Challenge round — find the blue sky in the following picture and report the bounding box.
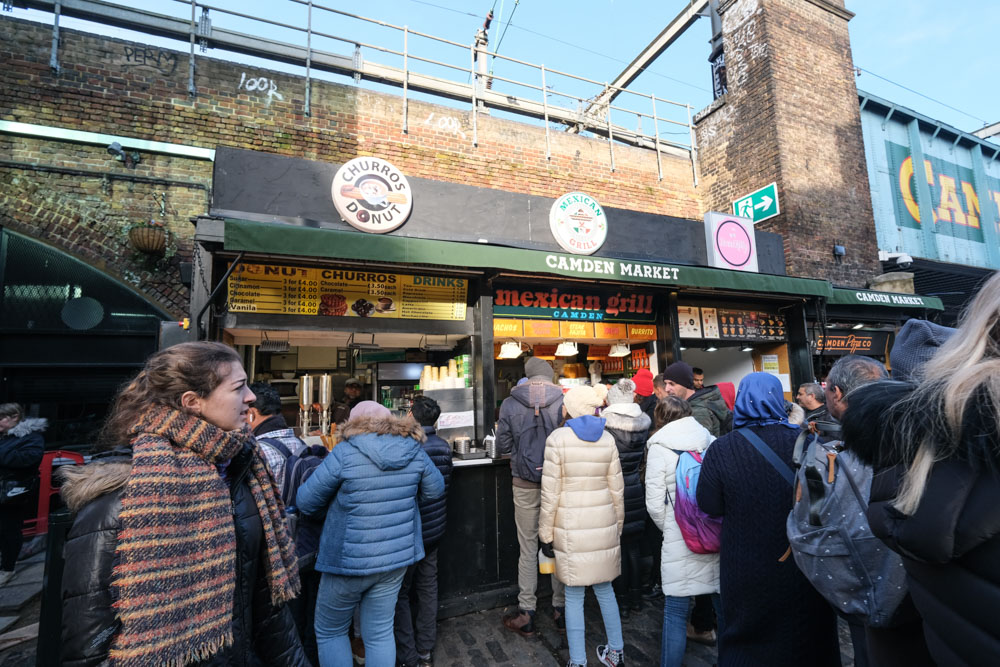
[7,0,997,135]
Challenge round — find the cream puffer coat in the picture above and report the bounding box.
[645,416,720,597]
[539,416,625,587]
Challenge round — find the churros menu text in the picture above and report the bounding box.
[227,263,467,321]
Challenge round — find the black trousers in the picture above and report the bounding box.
[394,546,440,665]
[614,533,643,608]
[0,501,27,572]
[288,562,321,665]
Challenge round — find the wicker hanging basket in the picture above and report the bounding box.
[128,225,167,255]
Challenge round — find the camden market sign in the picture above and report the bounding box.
[493,284,655,323]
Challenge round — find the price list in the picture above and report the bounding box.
[227,263,467,321]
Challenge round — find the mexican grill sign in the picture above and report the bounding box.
[332,157,413,234]
[549,192,607,255]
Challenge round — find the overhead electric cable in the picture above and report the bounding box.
[856,67,988,126]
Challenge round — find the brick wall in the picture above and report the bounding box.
[1,18,700,314]
[695,0,880,286]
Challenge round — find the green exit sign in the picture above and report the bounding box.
[733,182,780,222]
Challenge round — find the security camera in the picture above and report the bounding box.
[895,254,913,270]
[106,142,124,158]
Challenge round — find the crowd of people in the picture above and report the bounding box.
[0,275,993,666]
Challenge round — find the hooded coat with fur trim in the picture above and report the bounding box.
[59,450,307,667]
[539,416,625,587]
[297,414,445,576]
[645,416,720,597]
[602,403,650,538]
[0,417,45,481]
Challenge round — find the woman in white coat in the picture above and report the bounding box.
[645,396,721,667]
[539,385,626,667]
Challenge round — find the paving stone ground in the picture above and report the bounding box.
[433,593,856,666]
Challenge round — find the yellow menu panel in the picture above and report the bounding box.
[494,319,524,337]
[559,321,595,338]
[227,264,467,321]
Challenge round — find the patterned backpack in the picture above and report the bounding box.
[785,428,908,627]
[668,449,722,554]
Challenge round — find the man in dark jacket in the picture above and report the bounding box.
[497,356,565,636]
[0,403,45,585]
[662,362,732,437]
[795,382,830,424]
[395,396,453,667]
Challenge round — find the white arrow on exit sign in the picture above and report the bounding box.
[732,182,780,222]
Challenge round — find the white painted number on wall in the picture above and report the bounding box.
[238,72,284,101]
[424,113,467,139]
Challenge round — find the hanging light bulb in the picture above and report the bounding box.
[498,341,524,359]
[554,340,578,357]
[608,342,631,358]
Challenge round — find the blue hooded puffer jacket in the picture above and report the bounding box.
[297,414,445,576]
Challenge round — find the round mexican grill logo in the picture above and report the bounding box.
[332,157,413,234]
[549,192,607,255]
[715,219,753,267]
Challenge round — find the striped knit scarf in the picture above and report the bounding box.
[109,406,300,667]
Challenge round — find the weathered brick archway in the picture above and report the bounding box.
[0,172,189,317]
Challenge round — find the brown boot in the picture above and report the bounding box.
[502,609,536,637]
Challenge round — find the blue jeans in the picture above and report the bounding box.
[315,568,407,667]
[564,581,623,666]
[661,594,723,667]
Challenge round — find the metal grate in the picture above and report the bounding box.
[1,230,167,333]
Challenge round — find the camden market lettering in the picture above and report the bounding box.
[543,255,681,282]
[854,292,926,306]
[494,285,655,323]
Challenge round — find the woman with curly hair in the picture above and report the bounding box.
[60,341,306,666]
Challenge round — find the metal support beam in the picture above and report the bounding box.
[48,0,61,73]
[907,119,939,260]
[971,144,1000,268]
[580,0,708,115]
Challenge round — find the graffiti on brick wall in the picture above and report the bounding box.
[238,72,284,101]
[424,112,467,140]
[697,103,735,143]
[120,46,179,76]
[723,0,767,90]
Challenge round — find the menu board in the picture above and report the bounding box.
[701,307,720,339]
[717,309,786,341]
[227,263,467,321]
[677,306,703,338]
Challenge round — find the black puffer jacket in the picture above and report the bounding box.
[60,447,307,667]
[845,382,1000,666]
[417,425,453,549]
[602,403,651,537]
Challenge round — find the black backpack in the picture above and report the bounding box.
[281,445,329,565]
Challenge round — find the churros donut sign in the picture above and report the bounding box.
[332,157,413,233]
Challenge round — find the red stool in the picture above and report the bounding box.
[23,450,85,537]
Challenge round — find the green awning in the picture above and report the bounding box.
[829,287,943,311]
[223,219,833,297]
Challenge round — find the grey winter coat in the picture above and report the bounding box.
[496,380,565,484]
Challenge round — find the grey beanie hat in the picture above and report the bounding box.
[607,378,636,405]
[524,356,554,381]
[890,319,956,383]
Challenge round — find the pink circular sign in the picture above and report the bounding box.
[715,220,753,267]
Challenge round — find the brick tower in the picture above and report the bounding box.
[695,0,880,286]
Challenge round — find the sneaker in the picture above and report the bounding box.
[502,608,536,637]
[686,622,716,646]
[596,644,625,666]
[566,661,586,667]
[417,653,433,667]
[0,571,13,586]
[553,605,565,632]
